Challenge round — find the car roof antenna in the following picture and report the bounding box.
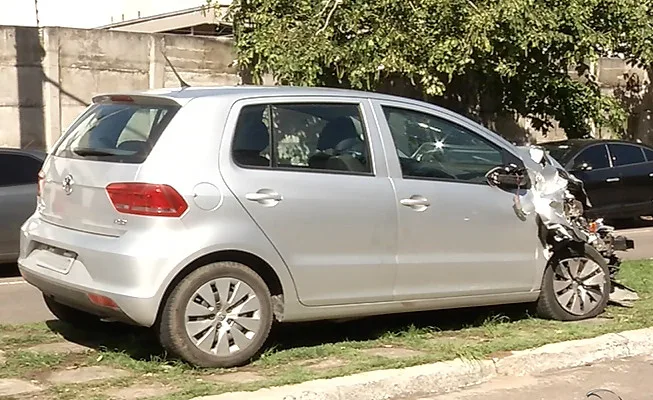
[161,51,191,89]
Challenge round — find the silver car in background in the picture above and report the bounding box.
[18,86,610,368]
[0,148,45,263]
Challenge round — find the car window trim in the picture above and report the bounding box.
[642,146,653,162]
[228,98,377,178]
[606,143,649,168]
[374,102,514,186]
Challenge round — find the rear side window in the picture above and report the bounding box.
[0,154,42,187]
[644,147,653,162]
[52,102,179,163]
[232,103,372,175]
[608,143,645,167]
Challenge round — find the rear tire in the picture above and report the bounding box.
[536,243,610,321]
[43,294,103,327]
[157,262,273,368]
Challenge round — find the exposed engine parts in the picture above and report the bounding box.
[488,145,639,308]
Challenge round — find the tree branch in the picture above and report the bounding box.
[317,0,341,34]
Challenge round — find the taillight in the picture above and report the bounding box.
[37,170,45,198]
[106,183,188,217]
[87,293,119,310]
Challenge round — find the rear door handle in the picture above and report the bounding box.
[245,190,283,205]
[400,195,430,210]
[606,177,620,183]
[649,173,653,177]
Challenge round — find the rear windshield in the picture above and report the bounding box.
[52,102,180,163]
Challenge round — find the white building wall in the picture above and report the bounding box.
[0,0,230,29]
[110,0,207,24]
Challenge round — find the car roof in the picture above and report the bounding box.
[0,147,47,160]
[541,138,650,149]
[125,85,413,102]
[539,138,653,164]
[94,85,458,115]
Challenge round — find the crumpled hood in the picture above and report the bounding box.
[513,145,589,243]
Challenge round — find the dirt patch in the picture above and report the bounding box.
[567,317,613,325]
[296,358,346,372]
[207,371,265,384]
[26,341,94,355]
[46,366,130,385]
[105,382,176,400]
[360,347,425,359]
[0,378,43,396]
[489,350,514,360]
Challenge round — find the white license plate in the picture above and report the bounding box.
[33,245,77,274]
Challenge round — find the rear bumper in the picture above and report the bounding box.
[19,267,140,325]
[17,215,187,327]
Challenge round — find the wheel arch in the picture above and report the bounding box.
[155,250,287,325]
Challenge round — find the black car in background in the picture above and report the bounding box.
[541,139,653,221]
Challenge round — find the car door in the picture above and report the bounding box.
[567,144,624,216]
[373,101,541,300]
[219,97,398,307]
[0,153,42,260]
[606,143,650,214]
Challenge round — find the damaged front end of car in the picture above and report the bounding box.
[488,146,638,308]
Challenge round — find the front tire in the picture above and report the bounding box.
[536,243,610,321]
[157,262,273,368]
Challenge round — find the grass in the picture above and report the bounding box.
[1,260,652,400]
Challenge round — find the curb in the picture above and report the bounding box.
[191,327,653,400]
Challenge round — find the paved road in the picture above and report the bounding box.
[405,356,653,400]
[0,266,54,324]
[612,226,653,261]
[1,225,652,325]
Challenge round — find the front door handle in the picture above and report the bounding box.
[245,190,283,206]
[400,195,430,211]
[606,177,620,183]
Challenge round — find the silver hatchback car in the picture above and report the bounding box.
[19,86,609,368]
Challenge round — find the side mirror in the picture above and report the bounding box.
[486,165,531,190]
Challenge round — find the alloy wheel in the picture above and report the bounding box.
[184,277,262,356]
[552,257,607,316]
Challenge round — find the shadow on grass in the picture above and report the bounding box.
[44,302,533,363]
[45,319,164,361]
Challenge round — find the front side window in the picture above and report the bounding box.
[608,143,645,167]
[381,106,504,183]
[0,154,42,187]
[231,103,372,174]
[573,145,610,170]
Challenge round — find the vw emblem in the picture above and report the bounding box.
[62,174,74,195]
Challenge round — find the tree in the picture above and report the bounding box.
[218,0,653,139]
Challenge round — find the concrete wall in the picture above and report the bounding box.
[534,58,652,144]
[0,25,238,150]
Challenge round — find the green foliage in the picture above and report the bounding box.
[218,0,653,138]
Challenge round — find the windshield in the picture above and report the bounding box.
[52,102,180,163]
[540,143,577,164]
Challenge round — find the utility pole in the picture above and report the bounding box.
[34,0,40,27]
